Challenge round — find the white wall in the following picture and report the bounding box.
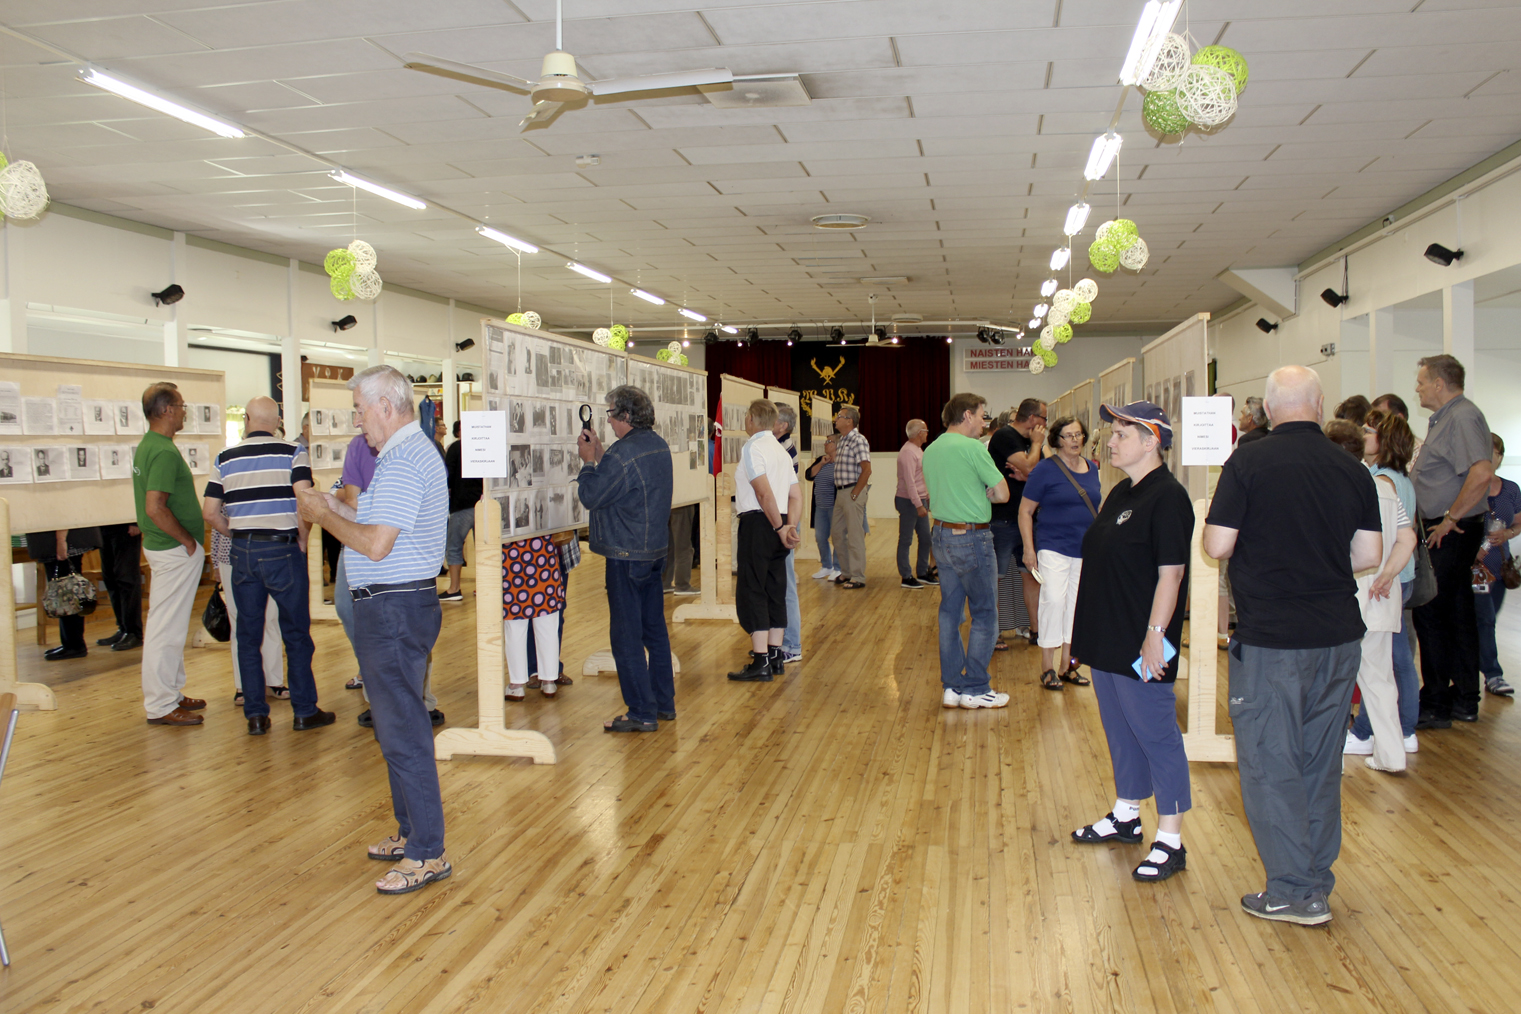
[951,334,1150,414]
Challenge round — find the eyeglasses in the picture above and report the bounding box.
[1362,425,1377,435]
[1060,431,1084,440]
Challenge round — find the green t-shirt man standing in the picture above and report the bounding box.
[134,431,205,551]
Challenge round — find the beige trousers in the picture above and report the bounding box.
[831,491,868,583]
[1356,631,1406,772]
[141,544,205,719]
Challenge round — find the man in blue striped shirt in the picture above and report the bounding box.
[203,396,331,736]
[297,365,451,896]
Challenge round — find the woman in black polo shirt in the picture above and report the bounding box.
[1067,403,1195,882]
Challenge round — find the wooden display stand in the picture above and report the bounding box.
[0,499,57,711]
[1182,500,1233,763]
[434,497,557,763]
[672,472,739,625]
[306,522,337,622]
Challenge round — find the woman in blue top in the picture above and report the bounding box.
[1019,416,1103,690]
[1478,433,1519,697]
[805,434,840,578]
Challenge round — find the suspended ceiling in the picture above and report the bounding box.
[3,0,1521,335]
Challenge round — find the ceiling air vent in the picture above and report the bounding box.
[701,74,811,108]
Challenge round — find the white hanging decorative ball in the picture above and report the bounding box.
[1048,307,1070,327]
[1176,64,1238,128]
[347,239,377,272]
[593,327,612,346]
[0,159,50,220]
[1040,324,1055,343]
[1036,334,1056,351]
[521,311,542,329]
[1052,289,1078,313]
[1119,237,1151,271]
[1141,34,1192,92]
[1074,278,1099,303]
[667,341,682,354]
[350,269,383,300]
[1029,357,1046,375]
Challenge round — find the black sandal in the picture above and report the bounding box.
[992,639,1011,652]
[1059,664,1090,686]
[604,714,658,733]
[1071,813,1143,844]
[1132,841,1187,881]
[1041,669,1064,691]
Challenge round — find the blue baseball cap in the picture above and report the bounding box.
[1100,401,1173,449]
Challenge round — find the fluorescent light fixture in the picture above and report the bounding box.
[475,225,538,253]
[566,261,611,283]
[630,288,666,305]
[1119,1,1183,86]
[1063,202,1091,236]
[719,324,738,334]
[1084,132,1123,181]
[678,308,707,322]
[1034,304,1050,318]
[1050,247,1071,271]
[330,170,427,210]
[79,66,246,138]
[1029,318,1042,329]
[1040,278,1058,297]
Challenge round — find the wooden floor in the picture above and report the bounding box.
[3,530,1520,1014]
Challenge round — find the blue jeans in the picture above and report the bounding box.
[783,548,801,655]
[606,558,675,723]
[990,519,1021,579]
[931,527,998,695]
[229,539,318,719]
[1352,583,1419,739]
[895,496,931,579]
[1476,579,1505,681]
[814,500,836,569]
[354,587,445,861]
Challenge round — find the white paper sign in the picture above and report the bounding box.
[1180,396,1234,466]
[461,410,508,478]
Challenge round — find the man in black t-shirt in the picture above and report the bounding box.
[441,420,483,602]
[1204,366,1383,927]
[987,398,1046,641]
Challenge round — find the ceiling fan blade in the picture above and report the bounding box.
[519,100,565,129]
[587,67,733,96]
[402,53,534,93]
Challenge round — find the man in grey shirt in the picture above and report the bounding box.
[1409,354,1495,727]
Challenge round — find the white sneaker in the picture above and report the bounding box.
[1404,733,1419,754]
[959,690,1010,709]
[540,679,557,697]
[828,569,842,580]
[674,588,700,596]
[782,651,802,664]
[942,688,961,708]
[505,683,526,700]
[1343,731,1374,755]
[812,568,832,579]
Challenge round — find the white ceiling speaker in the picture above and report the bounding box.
[403,2,735,130]
[812,214,870,230]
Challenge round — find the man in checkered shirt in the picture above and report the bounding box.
[830,404,872,588]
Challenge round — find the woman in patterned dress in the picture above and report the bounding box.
[503,535,564,699]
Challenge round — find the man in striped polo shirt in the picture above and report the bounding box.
[202,396,332,736]
[297,365,452,895]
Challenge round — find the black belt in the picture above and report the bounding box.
[351,578,437,600]
[232,532,299,543]
[835,484,855,490]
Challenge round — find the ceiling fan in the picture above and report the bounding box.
[403,0,734,129]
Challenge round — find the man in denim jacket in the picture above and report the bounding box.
[577,384,676,732]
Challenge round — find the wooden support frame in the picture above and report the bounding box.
[306,522,338,621]
[672,471,739,624]
[433,497,556,763]
[1182,499,1234,763]
[0,499,58,711]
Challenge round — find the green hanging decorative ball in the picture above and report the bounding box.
[610,324,630,342]
[1096,218,1139,245]
[608,333,626,350]
[656,349,673,362]
[678,354,689,366]
[1143,89,1189,135]
[1068,301,1091,325]
[1040,348,1059,366]
[1088,239,1120,274]
[330,272,354,301]
[1054,323,1074,343]
[1193,45,1248,94]
[324,248,356,276]
[507,312,524,325]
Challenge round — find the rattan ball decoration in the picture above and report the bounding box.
[1141,34,1192,92]
[1193,45,1249,94]
[1053,323,1074,344]
[667,341,683,355]
[610,324,630,342]
[350,269,383,301]
[656,349,673,362]
[1048,307,1070,327]
[1040,324,1055,344]
[1096,219,1138,245]
[678,354,689,366]
[607,332,626,350]
[593,327,612,346]
[1036,333,1056,351]
[1088,239,1121,274]
[1039,348,1059,366]
[1052,288,1078,313]
[1119,237,1150,271]
[1028,357,1045,375]
[1176,64,1238,128]
[1074,278,1099,303]
[507,313,524,324]
[325,248,356,276]
[330,272,354,301]
[1143,89,1190,136]
[1068,301,1092,325]
[521,311,542,329]
[0,158,49,220]
[347,239,377,272]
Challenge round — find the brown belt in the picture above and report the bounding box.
[934,521,989,531]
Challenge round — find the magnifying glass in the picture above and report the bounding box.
[579,404,593,432]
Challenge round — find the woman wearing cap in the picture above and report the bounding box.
[1068,402,1195,882]
[1018,415,1101,690]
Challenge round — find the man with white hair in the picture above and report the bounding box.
[297,365,451,896]
[896,418,935,589]
[1204,365,1383,927]
[1237,396,1269,446]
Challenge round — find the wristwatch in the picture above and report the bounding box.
[1146,624,1167,635]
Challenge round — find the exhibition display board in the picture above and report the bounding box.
[1141,314,1211,505]
[718,373,765,470]
[766,384,806,557]
[1096,357,1140,494]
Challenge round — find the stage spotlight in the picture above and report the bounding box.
[1256,318,1279,333]
[747,327,760,340]
[1424,243,1464,267]
[1320,289,1347,308]
[331,315,357,331]
[788,328,803,341]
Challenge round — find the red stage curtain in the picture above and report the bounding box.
[702,341,794,420]
[855,338,951,450]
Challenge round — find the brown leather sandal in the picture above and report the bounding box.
[1059,664,1090,686]
[1040,669,1064,691]
[367,834,407,861]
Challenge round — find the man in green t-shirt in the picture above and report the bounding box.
[133,381,209,727]
[922,392,1010,711]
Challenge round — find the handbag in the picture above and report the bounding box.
[1051,456,1100,519]
[202,585,231,642]
[42,572,97,618]
[1503,556,1521,591]
[1472,560,1497,593]
[1407,530,1438,609]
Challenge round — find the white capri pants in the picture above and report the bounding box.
[505,612,562,686]
[1035,550,1082,650]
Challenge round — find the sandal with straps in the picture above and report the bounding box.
[1040,668,1064,691]
[1071,812,1143,844]
[1132,841,1187,881]
[367,834,407,861]
[1059,664,1090,686]
[376,853,452,895]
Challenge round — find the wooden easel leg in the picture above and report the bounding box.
[0,499,58,711]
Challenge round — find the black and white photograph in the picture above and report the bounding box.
[547,486,568,529]
[330,442,346,467]
[547,447,564,475]
[33,446,67,482]
[311,407,329,435]
[570,494,582,525]
[67,445,100,481]
[513,492,530,532]
[564,446,580,481]
[200,404,216,430]
[547,402,558,437]
[509,400,526,434]
[509,444,532,488]
[532,487,547,531]
[100,444,132,480]
[311,442,327,466]
[530,400,548,437]
[0,446,31,483]
[531,446,546,478]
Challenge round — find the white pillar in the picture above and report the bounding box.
[163,231,188,367]
[0,221,28,353]
[282,259,302,439]
[368,293,383,367]
[443,298,458,432]
[1444,280,1475,364]
[1369,306,1395,398]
